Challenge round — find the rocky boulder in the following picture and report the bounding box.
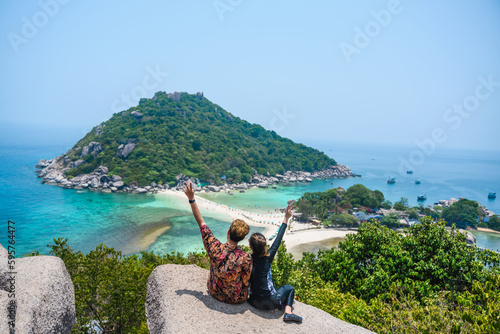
[100,175,111,184]
[93,166,108,175]
[111,175,122,182]
[81,142,103,157]
[167,91,181,102]
[207,185,220,192]
[95,124,105,135]
[117,141,137,158]
[0,244,75,333]
[146,264,373,334]
[131,111,144,119]
[35,159,50,168]
[113,181,125,189]
[134,188,148,194]
[90,177,100,188]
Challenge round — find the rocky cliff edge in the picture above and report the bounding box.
[146,264,373,334]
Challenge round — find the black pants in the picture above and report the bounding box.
[248,285,295,311]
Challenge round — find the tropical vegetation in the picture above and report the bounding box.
[63,92,336,186]
[295,184,499,231]
[33,216,500,333]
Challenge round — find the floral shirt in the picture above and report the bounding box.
[200,224,252,304]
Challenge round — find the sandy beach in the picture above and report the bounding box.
[120,223,172,255]
[155,189,355,252]
[477,227,500,235]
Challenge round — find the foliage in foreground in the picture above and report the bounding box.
[277,217,500,333]
[42,238,209,334]
[35,217,500,333]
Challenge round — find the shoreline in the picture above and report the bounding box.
[154,189,355,250]
[120,223,172,255]
[476,227,500,235]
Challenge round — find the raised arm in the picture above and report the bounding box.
[184,182,206,228]
[268,203,293,261]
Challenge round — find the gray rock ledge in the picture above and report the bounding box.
[146,264,373,334]
[0,244,75,333]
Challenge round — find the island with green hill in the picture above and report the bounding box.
[35,91,355,193]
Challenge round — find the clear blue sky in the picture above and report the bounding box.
[1,0,499,151]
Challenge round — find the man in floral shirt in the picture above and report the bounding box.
[184,182,252,304]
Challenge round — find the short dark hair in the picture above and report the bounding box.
[229,219,249,242]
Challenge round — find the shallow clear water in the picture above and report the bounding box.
[1,142,499,256]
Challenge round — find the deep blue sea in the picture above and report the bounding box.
[1,142,499,256]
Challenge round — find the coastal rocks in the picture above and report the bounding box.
[68,159,85,169]
[134,188,148,194]
[94,166,108,175]
[197,165,355,194]
[146,264,373,334]
[207,185,220,192]
[112,175,122,182]
[36,153,356,196]
[459,229,477,245]
[0,244,75,333]
[113,180,125,189]
[90,177,100,188]
[35,159,50,168]
[81,142,103,157]
[100,175,111,184]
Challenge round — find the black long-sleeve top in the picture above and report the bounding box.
[249,223,287,300]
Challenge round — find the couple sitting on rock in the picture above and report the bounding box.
[184,182,302,323]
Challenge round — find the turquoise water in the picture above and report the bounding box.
[201,143,500,214]
[0,145,255,256]
[1,143,499,255]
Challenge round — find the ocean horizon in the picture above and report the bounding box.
[1,141,499,256]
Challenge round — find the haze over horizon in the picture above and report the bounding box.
[1,1,499,152]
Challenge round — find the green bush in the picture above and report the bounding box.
[34,219,500,334]
[43,238,209,334]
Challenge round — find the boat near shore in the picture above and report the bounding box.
[489,192,496,199]
[415,179,421,184]
[387,177,396,184]
[417,194,427,201]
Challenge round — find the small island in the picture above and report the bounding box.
[35,91,357,193]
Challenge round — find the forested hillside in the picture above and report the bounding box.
[63,92,336,186]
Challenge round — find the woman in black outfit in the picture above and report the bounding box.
[248,204,302,322]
